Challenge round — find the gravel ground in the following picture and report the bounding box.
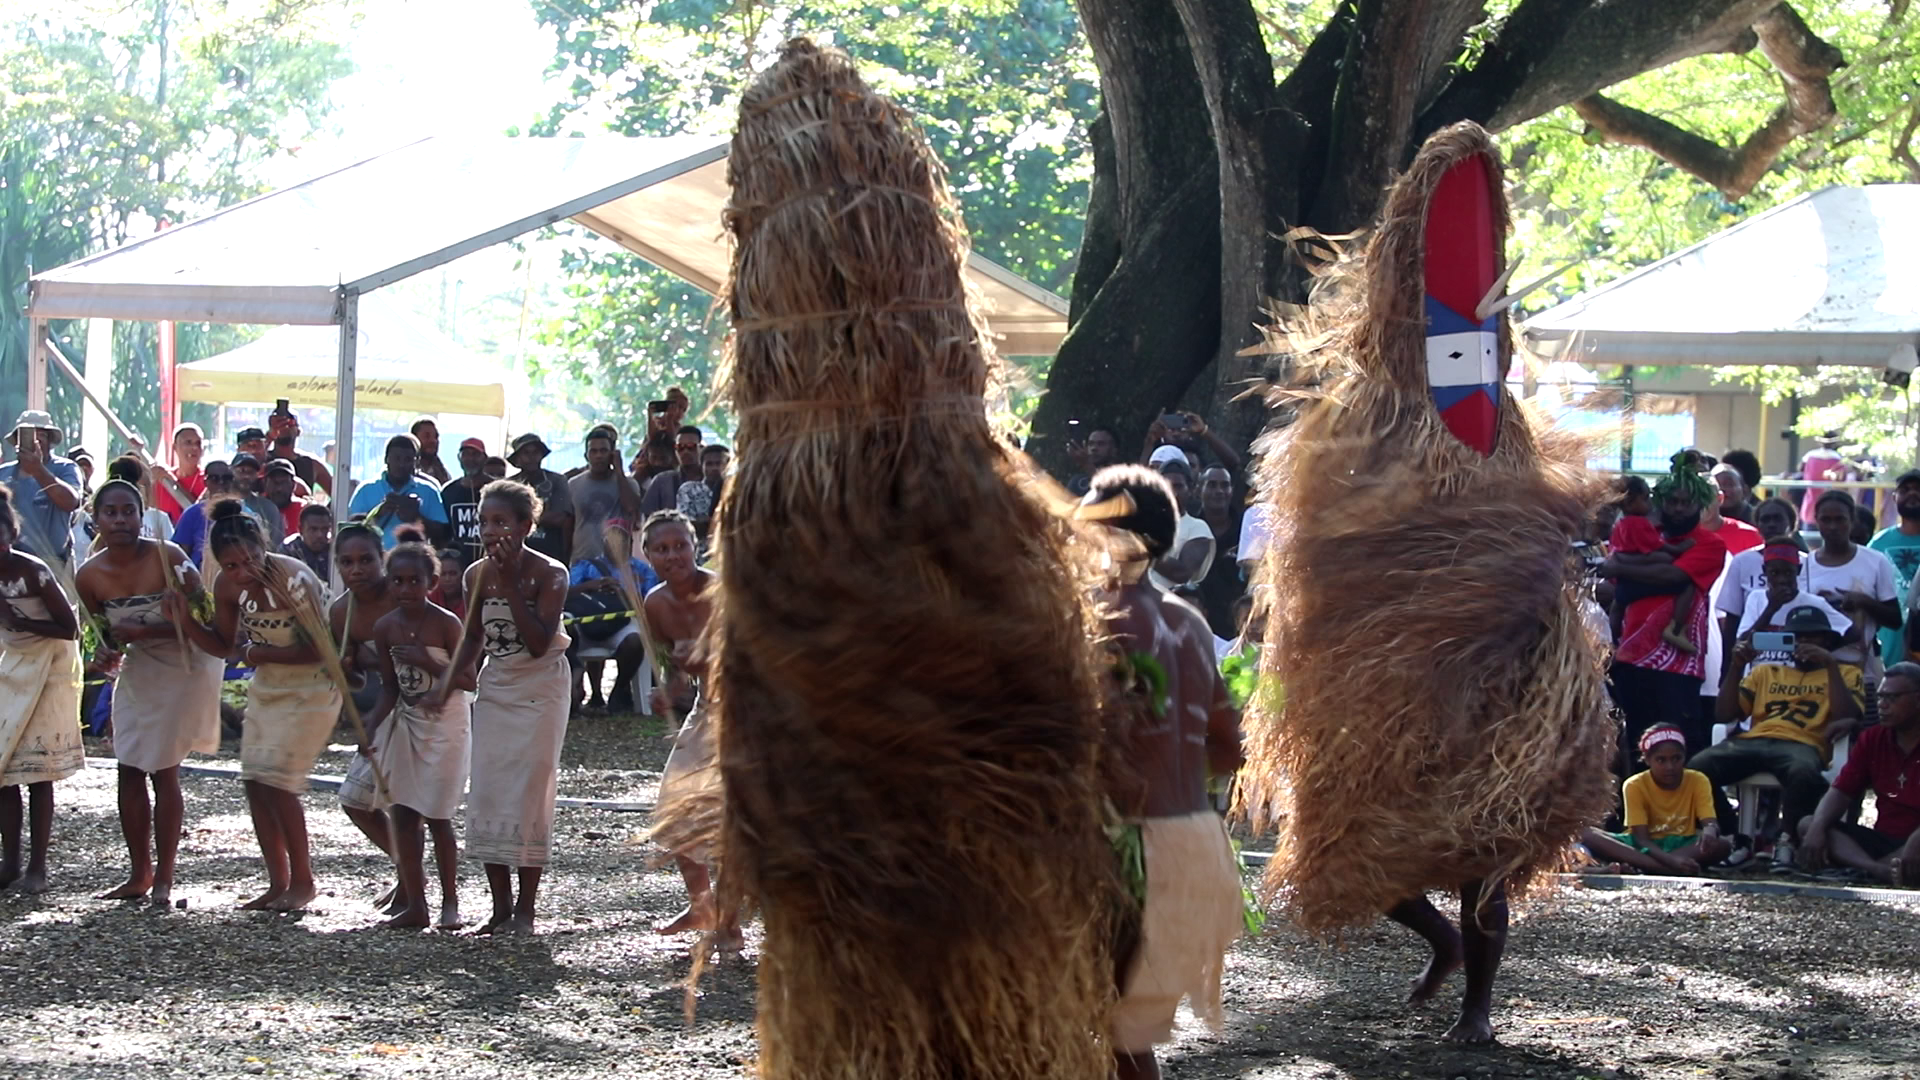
[4,715,1918,1080]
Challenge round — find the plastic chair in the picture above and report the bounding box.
[1710,722,1850,837]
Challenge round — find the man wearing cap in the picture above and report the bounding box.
[1699,604,1864,837]
[1734,540,1850,645]
[267,411,332,497]
[346,434,449,548]
[439,437,492,567]
[410,418,451,486]
[152,422,208,521]
[229,454,287,545]
[262,458,309,540]
[507,432,575,564]
[0,410,82,563]
[1798,660,1920,885]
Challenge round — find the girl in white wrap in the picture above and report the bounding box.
[77,480,222,905]
[366,538,473,930]
[431,480,569,935]
[0,484,83,894]
[173,500,341,912]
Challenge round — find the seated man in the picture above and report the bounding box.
[1798,661,1920,885]
[1582,724,1729,875]
[1695,605,1864,840]
[564,522,659,715]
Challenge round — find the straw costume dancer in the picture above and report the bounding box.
[76,480,223,904]
[432,479,569,935]
[0,485,84,894]
[666,38,1117,1078]
[172,501,342,912]
[1240,123,1612,1043]
[367,539,473,930]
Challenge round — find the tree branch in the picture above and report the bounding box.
[1310,0,1435,232]
[1892,103,1920,182]
[1572,4,1845,198]
[1418,0,1780,137]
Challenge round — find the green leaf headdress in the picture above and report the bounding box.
[1650,450,1717,510]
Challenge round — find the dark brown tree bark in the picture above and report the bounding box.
[1032,0,1844,471]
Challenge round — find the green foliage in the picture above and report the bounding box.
[527,0,1097,435]
[1506,0,1920,311]
[0,0,353,444]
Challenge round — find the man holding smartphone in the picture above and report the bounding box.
[0,411,82,563]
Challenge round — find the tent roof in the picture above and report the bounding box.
[28,135,1070,356]
[1522,184,1920,367]
[176,294,508,417]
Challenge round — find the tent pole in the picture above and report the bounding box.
[27,317,47,411]
[335,291,359,499]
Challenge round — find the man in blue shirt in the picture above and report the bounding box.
[565,522,659,715]
[0,410,83,564]
[346,434,448,548]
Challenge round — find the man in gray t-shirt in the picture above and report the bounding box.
[567,427,643,563]
[0,410,83,563]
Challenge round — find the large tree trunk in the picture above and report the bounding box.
[1034,0,1842,473]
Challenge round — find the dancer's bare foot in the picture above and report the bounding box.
[1408,936,1463,1005]
[149,880,172,908]
[1443,1011,1496,1045]
[380,907,430,930]
[470,912,511,936]
[655,899,712,935]
[268,880,317,913]
[15,868,48,895]
[97,876,153,901]
[241,886,285,911]
[436,904,463,931]
[505,914,536,935]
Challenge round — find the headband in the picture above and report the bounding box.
[1638,725,1687,755]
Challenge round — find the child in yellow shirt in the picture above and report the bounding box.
[1582,726,1729,874]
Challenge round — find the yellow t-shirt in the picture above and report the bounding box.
[1737,661,1865,756]
[1622,769,1716,841]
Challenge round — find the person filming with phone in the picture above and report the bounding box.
[1138,408,1242,474]
[0,410,82,563]
[1695,602,1864,840]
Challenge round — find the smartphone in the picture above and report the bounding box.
[1160,412,1187,431]
[272,398,292,419]
[1752,631,1796,653]
[648,399,671,416]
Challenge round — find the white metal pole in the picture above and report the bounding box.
[334,291,359,503]
[27,317,47,411]
[82,318,113,456]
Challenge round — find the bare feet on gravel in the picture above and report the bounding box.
[15,868,49,895]
[436,905,463,931]
[380,907,430,930]
[505,914,536,935]
[1408,937,1463,1005]
[241,886,285,911]
[97,876,153,901]
[149,881,172,908]
[470,912,511,936]
[1443,1012,1496,1045]
[656,899,712,935]
[268,881,318,913]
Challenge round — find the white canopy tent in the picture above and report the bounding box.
[1522,184,1920,369]
[26,135,1072,472]
[176,293,509,417]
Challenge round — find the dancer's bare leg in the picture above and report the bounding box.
[427,818,461,928]
[656,855,713,934]
[16,782,53,894]
[1445,879,1507,1045]
[150,768,185,906]
[0,785,20,888]
[380,805,430,929]
[240,781,289,909]
[1388,893,1464,1006]
[509,867,541,933]
[100,765,154,899]
[474,863,513,934]
[343,805,402,910]
[265,788,317,912]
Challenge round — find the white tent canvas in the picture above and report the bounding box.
[176,298,508,417]
[1523,184,1920,368]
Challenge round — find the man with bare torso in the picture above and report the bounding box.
[1083,465,1244,1080]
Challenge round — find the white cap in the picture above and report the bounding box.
[1148,444,1187,468]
